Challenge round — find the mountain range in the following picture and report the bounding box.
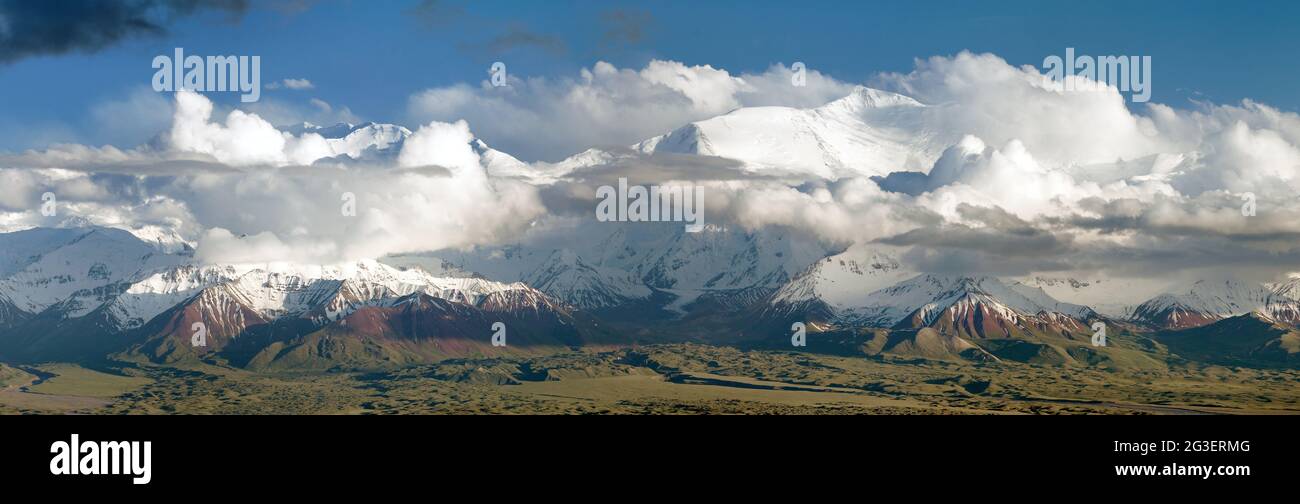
[2,87,1299,370]
[4,220,1296,370]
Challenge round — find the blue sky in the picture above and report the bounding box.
[1,0,1297,151]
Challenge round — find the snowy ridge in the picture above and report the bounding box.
[625,225,828,291]
[1015,276,1166,319]
[0,227,90,277]
[0,227,186,317]
[0,225,565,336]
[770,269,1096,330]
[921,293,1021,327]
[101,264,241,329]
[177,261,547,328]
[1131,277,1300,329]
[763,247,1103,331]
[1002,280,1103,320]
[470,139,538,180]
[523,249,653,309]
[768,245,912,313]
[850,275,1094,327]
[0,290,26,328]
[433,224,833,311]
[287,121,411,159]
[1259,298,1300,326]
[1269,277,1300,301]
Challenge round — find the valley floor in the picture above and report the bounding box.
[2,344,1299,415]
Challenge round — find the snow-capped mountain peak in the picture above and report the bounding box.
[764,254,1092,332]
[866,275,1091,321]
[0,226,186,317]
[768,244,912,312]
[1133,275,1284,331]
[624,85,946,179]
[523,249,652,310]
[821,85,926,113]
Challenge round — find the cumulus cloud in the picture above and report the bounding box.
[167,90,294,166]
[780,51,1300,280]
[170,91,545,263]
[183,161,543,263]
[875,51,1169,166]
[161,90,362,167]
[1,91,544,264]
[717,177,912,246]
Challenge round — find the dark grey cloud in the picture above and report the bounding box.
[0,150,243,176]
[562,149,755,184]
[955,203,1033,231]
[880,202,1069,257]
[874,202,1079,275]
[408,0,464,29]
[898,247,1074,277]
[878,195,1300,278]
[1066,238,1300,280]
[879,224,1072,258]
[599,9,652,49]
[1051,194,1300,245]
[408,1,561,58]
[459,25,566,57]
[0,0,249,64]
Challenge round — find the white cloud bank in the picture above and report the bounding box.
[4,53,1300,283]
[1,90,543,264]
[408,60,855,161]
